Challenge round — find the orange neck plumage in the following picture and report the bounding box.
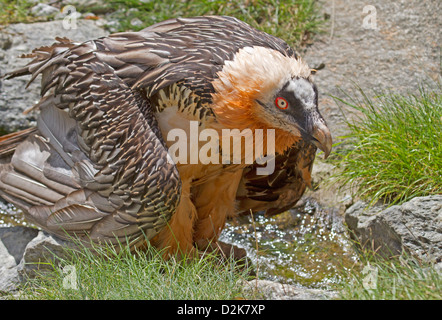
[211,88,299,156]
[209,46,311,156]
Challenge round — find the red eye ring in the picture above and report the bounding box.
[275,97,288,110]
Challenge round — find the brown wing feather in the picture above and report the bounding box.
[95,16,297,102]
[236,141,317,216]
[1,38,181,248]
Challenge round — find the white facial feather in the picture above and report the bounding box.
[286,78,316,111]
[214,46,311,102]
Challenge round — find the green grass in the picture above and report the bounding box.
[331,83,442,300]
[0,0,324,49]
[337,249,442,300]
[332,83,442,205]
[15,239,253,300]
[108,0,323,47]
[0,0,40,25]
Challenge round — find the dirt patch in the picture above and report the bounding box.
[300,0,440,216]
[304,0,440,139]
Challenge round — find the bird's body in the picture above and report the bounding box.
[0,16,331,257]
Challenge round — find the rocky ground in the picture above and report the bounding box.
[0,0,441,299]
[0,19,109,132]
[296,0,441,257]
[303,0,441,279]
[304,0,440,139]
[346,196,442,266]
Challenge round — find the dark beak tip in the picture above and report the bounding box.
[311,124,332,160]
[322,140,332,159]
[323,149,331,160]
[316,143,332,160]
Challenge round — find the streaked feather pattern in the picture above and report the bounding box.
[0,16,322,255]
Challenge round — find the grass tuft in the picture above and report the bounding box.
[100,0,323,47]
[0,0,41,25]
[16,238,253,300]
[0,1,323,49]
[331,83,442,206]
[337,247,442,300]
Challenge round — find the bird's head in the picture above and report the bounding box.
[255,76,332,158]
[211,46,332,158]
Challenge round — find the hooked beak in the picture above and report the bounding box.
[311,122,332,159]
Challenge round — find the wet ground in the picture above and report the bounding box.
[0,201,28,227]
[220,198,358,289]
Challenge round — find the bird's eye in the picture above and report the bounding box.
[275,97,288,110]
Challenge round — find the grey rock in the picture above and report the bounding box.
[345,195,442,264]
[17,231,74,278]
[30,3,59,17]
[0,227,39,292]
[0,20,108,133]
[0,240,19,292]
[61,0,108,8]
[0,227,39,265]
[0,226,73,292]
[242,280,338,300]
[130,18,143,27]
[0,264,20,293]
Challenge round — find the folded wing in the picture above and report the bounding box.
[0,38,181,249]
